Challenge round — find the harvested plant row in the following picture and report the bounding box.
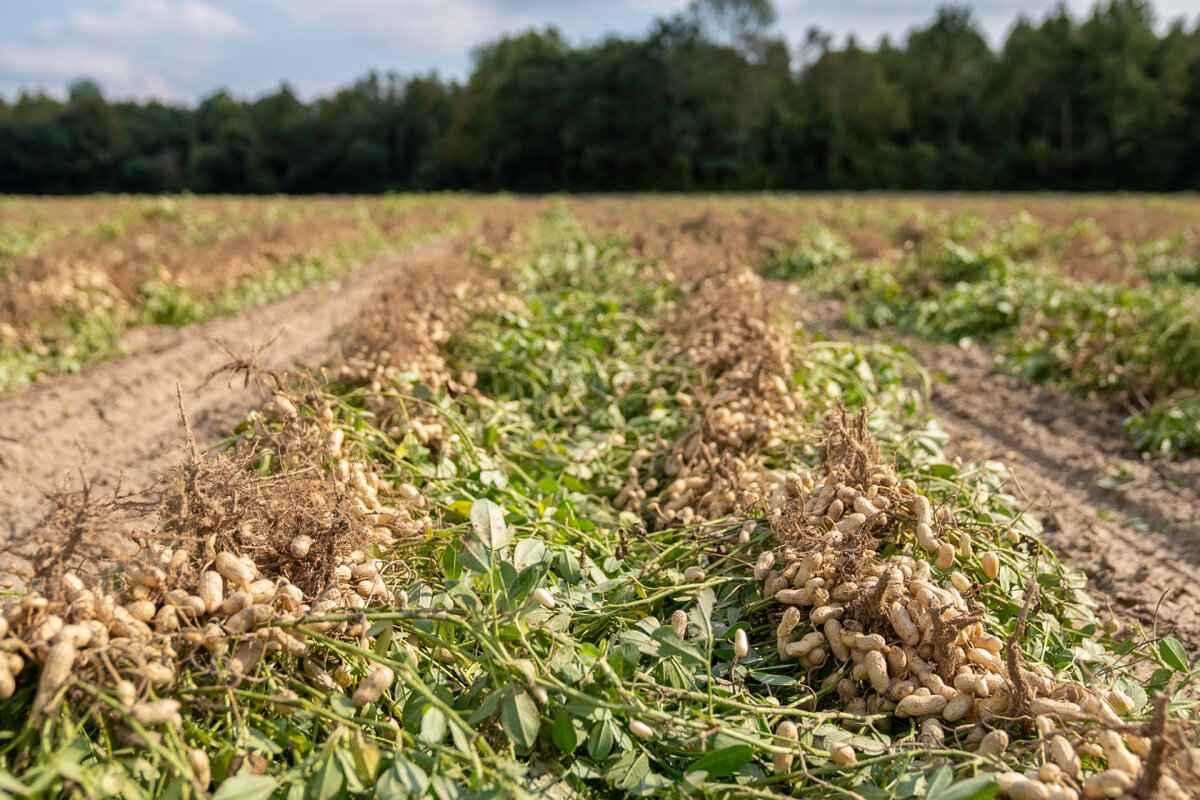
[0,207,1196,798]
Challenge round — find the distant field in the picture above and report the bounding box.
[4,193,1197,450]
[0,194,491,391]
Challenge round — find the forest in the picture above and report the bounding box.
[2,0,1199,194]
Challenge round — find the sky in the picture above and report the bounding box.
[1,0,1197,103]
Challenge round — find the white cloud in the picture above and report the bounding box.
[0,42,185,98]
[0,1,250,100]
[260,0,537,59]
[774,0,1199,49]
[0,43,133,82]
[38,0,249,41]
[3,0,1197,102]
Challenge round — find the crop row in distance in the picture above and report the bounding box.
[0,205,1194,798]
[567,194,1200,286]
[560,194,1200,454]
[0,195,510,392]
[657,196,1198,458]
[0,195,481,261]
[4,192,1196,432]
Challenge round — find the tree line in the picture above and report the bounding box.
[2,0,1199,194]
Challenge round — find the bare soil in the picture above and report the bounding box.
[924,344,1200,644]
[0,235,472,540]
[788,288,1200,649]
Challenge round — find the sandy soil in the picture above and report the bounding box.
[788,288,1200,648]
[0,235,470,540]
[924,344,1200,644]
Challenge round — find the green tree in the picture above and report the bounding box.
[1,0,1199,193]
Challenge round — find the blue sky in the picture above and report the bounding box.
[1,0,1197,102]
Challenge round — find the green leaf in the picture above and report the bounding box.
[548,647,585,684]
[924,463,959,480]
[212,776,280,800]
[160,777,187,800]
[468,690,503,725]
[440,545,462,581]
[651,627,706,666]
[925,765,954,798]
[628,772,671,797]
[1114,637,1138,656]
[0,771,27,794]
[618,629,661,658]
[513,538,546,569]
[310,751,347,800]
[932,775,1000,800]
[429,774,464,800]
[420,706,447,744]
[609,752,651,790]
[894,773,927,798]
[377,758,429,798]
[511,565,541,600]
[1159,637,1189,672]
[587,719,614,760]
[691,588,715,643]
[371,621,395,658]
[333,749,366,795]
[450,718,474,754]
[497,561,519,591]
[748,670,798,687]
[1148,667,1175,692]
[551,709,578,753]
[558,550,582,583]
[483,424,500,447]
[501,690,540,750]
[471,498,511,549]
[689,745,754,778]
[457,541,490,574]
[479,469,508,488]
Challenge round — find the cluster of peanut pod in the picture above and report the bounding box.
[259,389,434,549]
[615,265,809,525]
[758,464,1192,799]
[0,533,420,741]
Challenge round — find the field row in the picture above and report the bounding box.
[569,196,1200,457]
[765,218,1199,456]
[4,195,1199,458]
[574,194,1200,286]
[0,205,1195,798]
[0,195,494,391]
